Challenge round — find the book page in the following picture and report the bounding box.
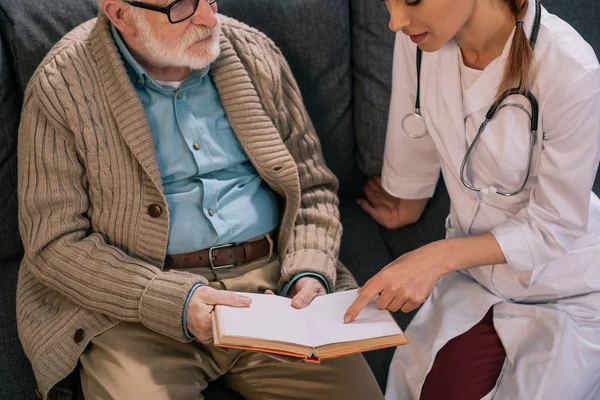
[216,292,314,347]
[306,289,403,348]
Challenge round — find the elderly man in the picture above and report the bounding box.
[16,0,384,399]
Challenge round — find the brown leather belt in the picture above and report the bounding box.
[164,237,272,270]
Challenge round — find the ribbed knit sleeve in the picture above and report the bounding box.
[273,49,342,291]
[18,92,207,343]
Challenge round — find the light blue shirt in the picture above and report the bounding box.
[111,25,329,340]
[111,24,280,255]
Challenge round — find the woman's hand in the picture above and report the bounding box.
[344,234,507,322]
[344,241,448,323]
[357,177,428,229]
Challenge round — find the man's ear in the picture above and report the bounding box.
[102,0,138,36]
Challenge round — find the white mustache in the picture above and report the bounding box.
[181,25,217,47]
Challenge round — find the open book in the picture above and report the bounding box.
[212,289,408,362]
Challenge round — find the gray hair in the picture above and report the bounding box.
[97,0,124,9]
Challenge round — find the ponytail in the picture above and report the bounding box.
[496,0,535,101]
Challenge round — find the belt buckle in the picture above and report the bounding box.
[209,243,236,269]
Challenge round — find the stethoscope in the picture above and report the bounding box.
[402,0,542,197]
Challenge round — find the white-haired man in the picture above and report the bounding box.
[16,0,383,398]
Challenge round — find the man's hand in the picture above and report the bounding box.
[288,277,327,309]
[186,286,251,343]
[357,177,428,229]
[266,277,327,309]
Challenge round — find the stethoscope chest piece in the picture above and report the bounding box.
[401,111,427,139]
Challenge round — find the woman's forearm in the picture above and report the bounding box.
[432,233,507,275]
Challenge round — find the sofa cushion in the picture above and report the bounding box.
[219,0,360,196]
[350,0,395,178]
[0,0,99,93]
[0,31,23,261]
[0,0,98,263]
[0,257,36,399]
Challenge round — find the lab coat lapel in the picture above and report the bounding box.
[437,41,465,140]
[433,41,470,175]
[461,50,507,119]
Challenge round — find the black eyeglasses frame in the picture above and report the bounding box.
[122,0,217,24]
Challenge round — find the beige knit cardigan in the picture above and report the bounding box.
[17,13,345,398]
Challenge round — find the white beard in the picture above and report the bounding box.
[131,11,222,70]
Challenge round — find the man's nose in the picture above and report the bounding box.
[190,0,218,28]
[386,2,411,32]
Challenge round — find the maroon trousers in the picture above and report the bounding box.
[420,309,506,400]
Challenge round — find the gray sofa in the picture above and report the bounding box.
[1,0,598,399]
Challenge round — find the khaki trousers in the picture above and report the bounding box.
[79,238,383,400]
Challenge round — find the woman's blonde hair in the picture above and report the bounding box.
[496,0,536,101]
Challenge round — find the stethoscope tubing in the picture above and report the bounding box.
[403,0,542,196]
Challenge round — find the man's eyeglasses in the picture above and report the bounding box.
[122,0,217,24]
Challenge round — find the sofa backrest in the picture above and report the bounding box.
[218,0,361,195]
[0,0,599,262]
[0,32,22,260]
[0,0,99,261]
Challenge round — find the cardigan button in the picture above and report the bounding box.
[73,328,85,344]
[148,204,163,218]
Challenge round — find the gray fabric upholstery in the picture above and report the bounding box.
[544,0,600,53]
[350,0,395,177]
[383,180,450,259]
[0,0,99,93]
[219,0,361,197]
[0,257,36,400]
[0,26,22,261]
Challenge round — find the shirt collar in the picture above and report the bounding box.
[110,23,210,92]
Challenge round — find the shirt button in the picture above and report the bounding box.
[137,78,143,85]
[148,204,163,218]
[73,328,85,344]
[193,142,200,150]
[208,209,215,217]
[177,92,182,99]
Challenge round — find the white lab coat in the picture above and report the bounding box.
[382,1,600,399]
